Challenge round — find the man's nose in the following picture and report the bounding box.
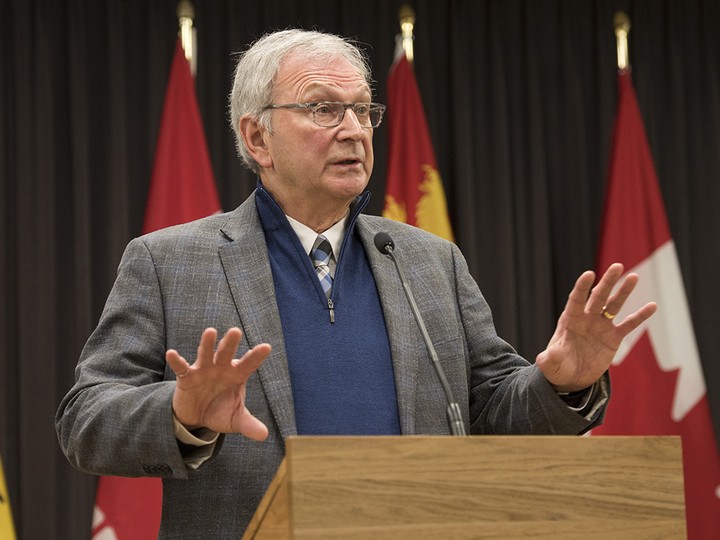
[337,107,366,139]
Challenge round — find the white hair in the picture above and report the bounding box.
[228,29,372,173]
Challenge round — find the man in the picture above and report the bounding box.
[56,29,656,538]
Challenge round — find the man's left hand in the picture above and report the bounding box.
[535,263,657,393]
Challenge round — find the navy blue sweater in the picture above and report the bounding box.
[256,187,401,435]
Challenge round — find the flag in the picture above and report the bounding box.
[0,455,16,540]
[593,69,720,538]
[142,39,221,233]
[92,38,221,540]
[383,51,454,241]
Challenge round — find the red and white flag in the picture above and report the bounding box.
[593,69,720,538]
[384,51,454,242]
[92,38,221,540]
[142,39,221,233]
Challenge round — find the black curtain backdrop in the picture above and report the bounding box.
[2,0,719,537]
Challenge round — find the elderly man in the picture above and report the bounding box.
[56,29,656,537]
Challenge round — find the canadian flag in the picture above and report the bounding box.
[92,38,220,539]
[593,69,720,537]
[141,39,221,234]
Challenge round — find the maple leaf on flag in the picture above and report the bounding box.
[593,70,720,538]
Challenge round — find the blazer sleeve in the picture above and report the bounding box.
[55,237,195,480]
[449,243,609,435]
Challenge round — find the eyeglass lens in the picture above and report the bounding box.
[313,103,383,127]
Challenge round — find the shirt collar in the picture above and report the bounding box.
[286,214,347,257]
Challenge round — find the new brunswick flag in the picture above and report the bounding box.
[384,53,453,241]
[0,455,16,539]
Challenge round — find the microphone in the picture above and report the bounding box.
[374,232,466,436]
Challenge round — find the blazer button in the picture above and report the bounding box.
[142,463,173,476]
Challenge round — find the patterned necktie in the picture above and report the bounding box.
[311,234,334,298]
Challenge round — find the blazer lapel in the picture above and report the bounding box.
[357,218,418,435]
[218,195,297,440]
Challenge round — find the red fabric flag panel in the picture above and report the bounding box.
[93,38,221,540]
[384,54,454,242]
[593,70,720,538]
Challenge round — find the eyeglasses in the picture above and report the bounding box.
[263,101,386,128]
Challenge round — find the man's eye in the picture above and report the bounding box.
[354,104,370,115]
[314,104,334,115]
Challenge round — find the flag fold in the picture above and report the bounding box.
[0,455,16,540]
[93,38,221,540]
[384,53,453,241]
[142,39,221,234]
[593,69,720,538]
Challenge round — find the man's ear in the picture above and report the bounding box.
[239,116,272,169]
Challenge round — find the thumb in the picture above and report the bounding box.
[237,407,269,441]
[534,349,565,386]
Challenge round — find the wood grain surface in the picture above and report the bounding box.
[244,436,686,539]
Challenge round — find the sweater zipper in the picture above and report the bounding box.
[322,191,369,326]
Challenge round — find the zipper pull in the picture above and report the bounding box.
[328,298,335,323]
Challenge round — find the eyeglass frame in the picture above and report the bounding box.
[262,101,386,128]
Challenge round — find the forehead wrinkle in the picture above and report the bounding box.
[273,55,370,102]
[301,80,371,102]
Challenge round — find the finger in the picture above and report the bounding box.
[563,270,596,316]
[231,343,272,380]
[195,328,218,368]
[166,349,190,379]
[602,273,639,316]
[615,302,658,337]
[586,263,624,314]
[237,408,269,441]
[213,327,243,366]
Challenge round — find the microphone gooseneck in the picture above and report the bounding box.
[374,232,466,436]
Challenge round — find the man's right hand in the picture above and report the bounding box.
[166,327,271,440]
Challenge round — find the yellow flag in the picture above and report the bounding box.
[0,455,16,539]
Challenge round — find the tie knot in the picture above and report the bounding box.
[311,235,333,267]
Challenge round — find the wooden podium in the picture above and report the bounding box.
[243,436,686,539]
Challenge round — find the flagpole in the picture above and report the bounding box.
[177,0,196,76]
[399,4,415,63]
[614,11,630,71]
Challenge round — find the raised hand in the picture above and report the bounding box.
[165,327,271,440]
[535,263,657,393]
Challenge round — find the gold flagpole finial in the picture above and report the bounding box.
[177,0,196,75]
[614,11,631,70]
[399,4,415,63]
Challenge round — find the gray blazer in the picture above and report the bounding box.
[56,192,607,538]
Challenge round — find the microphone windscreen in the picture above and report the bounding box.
[374,232,395,254]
